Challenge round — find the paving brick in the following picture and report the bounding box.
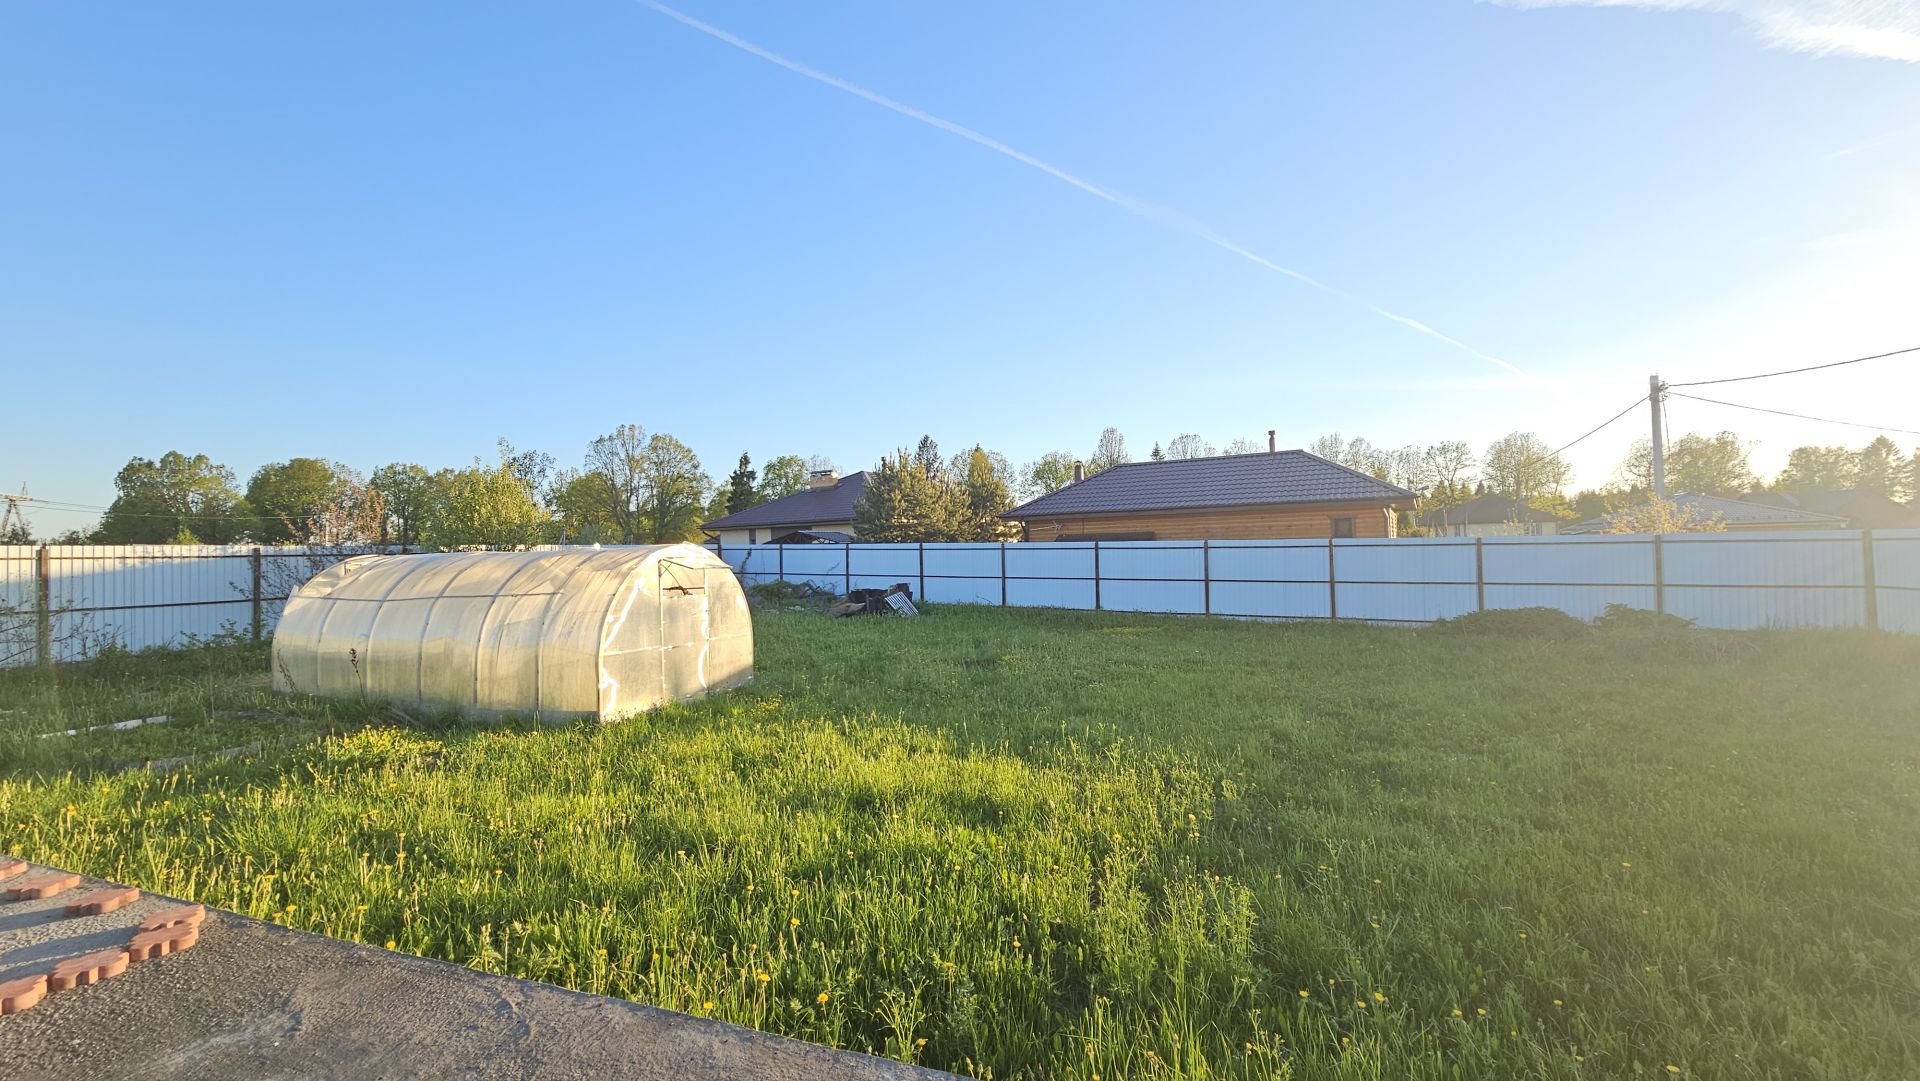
[5,871,82,901]
[63,886,141,917]
[48,949,131,992]
[0,973,48,1015]
[0,857,26,881]
[138,904,206,932]
[128,922,200,962]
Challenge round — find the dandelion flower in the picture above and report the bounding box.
[1666,1067,1680,1075]
[596,948,608,957]
[1355,1000,1368,1009]
[385,939,397,949]
[1010,938,1022,949]
[1518,932,1528,940]
[1476,1008,1487,1017]
[1621,861,1632,868]
[790,888,799,897]
[790,917,801,927]
[1372,991,1387,1003]
[284,904,297,914]
[1553,999,1564,1008]
[1299,990,1310,999]
[756,972,770,983]
[817,992,830,1005]
[702,1000,714,1010]
[1450,1009,1464,1018]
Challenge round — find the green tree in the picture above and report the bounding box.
[756,455,810,501]
[369,463,440,546]
[550,470,620,543]
[1617,432,1753,495]
[245,458,353,543]
[957,446,1016,541]
[421,459,549,548]
[913,435,945,483]
[1019,452,1079,501]
[96,452,250,543]
[1088,427,1129,474]
[855,450,964,542]
[1481,432,1571,506]
[1775,445,1860,493]
[1421,441,1476,508]
[1853,436,1913,501]
[636,433,711,542]
[1149,442,1165,461]
[726,452,758,513]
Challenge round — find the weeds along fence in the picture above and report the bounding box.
[0,545,412,667]
[2,532,1915,667]
[713,530,1920,634]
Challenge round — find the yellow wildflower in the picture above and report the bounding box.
[816,991,830,1005]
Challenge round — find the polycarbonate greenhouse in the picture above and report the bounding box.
[272,545,752,721]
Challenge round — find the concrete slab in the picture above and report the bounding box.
[0,860,954,1080]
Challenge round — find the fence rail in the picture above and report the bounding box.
[3,531,1914,667]
[713,530,1920,634]
[0,545,411,667]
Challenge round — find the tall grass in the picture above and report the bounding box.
[3,608,1917,1079]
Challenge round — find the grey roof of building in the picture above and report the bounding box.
[1562,492,1848,534]
[702,472,869,531]
[1002,451,1415,519]
[1417,494,1564,527]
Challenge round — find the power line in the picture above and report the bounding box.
[1668,344,1920,388]
[1667,391,1920,438]
[16,496,323,523]
[1552,393,1649,456]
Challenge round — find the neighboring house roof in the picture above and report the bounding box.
[1562,492,1849,534]
[1002,451,1415,519]
[1417,494,1563,528]
[701,472,869,531]
[768,529,854,544]
[1742,489,1920,530]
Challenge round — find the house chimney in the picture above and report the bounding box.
[1072,461,1086,483]
[1268,430,1277,454]
[807,469,838,490]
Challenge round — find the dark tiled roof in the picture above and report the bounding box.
[702,472,869,530]
[1003,451,1414,519]
[1417,494,1564,528]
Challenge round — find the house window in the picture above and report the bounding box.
[748,529,758,544]
[1331,517,1356,539]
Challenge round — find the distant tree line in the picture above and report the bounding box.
[30,422,1915,546]
[62,429,836,549]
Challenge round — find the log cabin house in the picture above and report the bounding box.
[1002,435,1416,542]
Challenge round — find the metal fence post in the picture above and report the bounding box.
[1653,534,1666,615]
[844,543,852,596]
[35,544,52,666]
[999,542,1007,607]
[250,546,264,642]
[1326,537,1338,620]
[1202,539,1211,615]
[1862,529,1879,631]
[918,542,926,601]
[777,541,785,585]
[1474,536,1486,611]
[1092,541,1102,611]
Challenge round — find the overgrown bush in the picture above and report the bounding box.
[1592,603,1696,636]
[1429,606,1591,640]
[747,579,837,609]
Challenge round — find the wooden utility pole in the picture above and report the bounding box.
[1649,374,1668,498]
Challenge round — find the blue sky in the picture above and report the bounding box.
[4,0,1916,526]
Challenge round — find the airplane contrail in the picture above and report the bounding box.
[633,0,1529,378]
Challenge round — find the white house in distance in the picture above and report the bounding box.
[700,470,869,546]
[1417,494,1565,537]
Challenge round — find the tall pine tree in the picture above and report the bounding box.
[725,452,758,513]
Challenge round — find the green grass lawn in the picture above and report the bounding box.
[3,608,1917,1080]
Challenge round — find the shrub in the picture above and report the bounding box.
[1430,606,1591,640]
[1591,603,1696,636]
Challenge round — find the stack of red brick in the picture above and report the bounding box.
[0,856,204,1017]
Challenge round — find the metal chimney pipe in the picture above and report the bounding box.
[1267,430,1277,453]
[1072,461,1086,483]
